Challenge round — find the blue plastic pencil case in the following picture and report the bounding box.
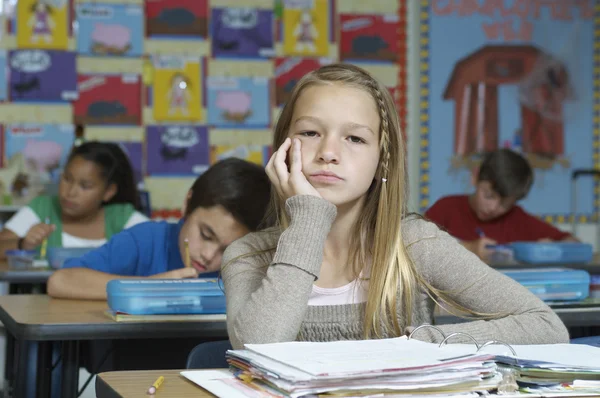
[509,242,593,264]
[106,278,225,315]
[500,267,590,302]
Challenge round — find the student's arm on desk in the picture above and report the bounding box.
[407,219,570,345]
[222,196,337,350]
[47,231,198,300]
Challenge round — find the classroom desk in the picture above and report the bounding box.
[95,369,599,398]
[435,297,600,328]
[0,295,227,398]
[96,369,208,398]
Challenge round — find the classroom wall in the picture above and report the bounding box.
[0,0,408,219]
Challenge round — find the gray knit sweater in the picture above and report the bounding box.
[222,195,570,350]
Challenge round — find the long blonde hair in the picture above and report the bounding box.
[267,63,417,338]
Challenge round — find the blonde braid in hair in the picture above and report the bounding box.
[372,84,390,182]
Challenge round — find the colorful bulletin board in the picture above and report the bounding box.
[419,0,596,224]
[0,0,408,218]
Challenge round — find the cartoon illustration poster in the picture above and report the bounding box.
[9,50,77,102]
[211,7,274,58]
[73,74,142,125]
[3,124,75,202]
[339,14,399,63]
[0,51,7,102]
[282,0,330,57]
[421,1,594,219]
[152,55,203,122]
[115,141,143,185]
[146,125,210,176]
[76,3,144,57]
[16,0,69,50]
[207,76,270,127]
[210,144,271,167]
[274,57,332,106]
[146,0,208,39]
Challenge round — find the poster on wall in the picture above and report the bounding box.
[76,3,144,57]
[339,14,399,63]
[282,0,330,57]
[0,51,7,102]
[146,0,208,39]
[73,74,142,125]
[210,144,271,167]
[211,7,274,58]
[16,0,69,50]
[9,50,77,102]
[274,57,332,106]
[206,76,270,127]
[420,1,595,220]
[152,55,203,122]
[3,124,74,202]
[146,125,210,176]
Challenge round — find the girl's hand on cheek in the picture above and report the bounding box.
[266,137,321,200]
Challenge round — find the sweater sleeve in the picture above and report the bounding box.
[222,195,337,350]
[405,219,569,345]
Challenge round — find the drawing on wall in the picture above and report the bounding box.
[282,0,330,57]
[420,1,594,219]
[76,3,144,57]
[3,124,74,203]
[274,57,332,106]
[211,7,274,58]
[339,14,398,63]
[152,55,203,122]
[16,0,69,50]
[146,0,208,39]
[210,144,271,167]
[444,45,573,170]
[9,49,77,102]
[73,74,142,125]
[146,125,210,176]
[207,76,270,127]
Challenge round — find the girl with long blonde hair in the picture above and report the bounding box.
[222,63,568,349]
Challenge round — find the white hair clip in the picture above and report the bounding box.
[382,178,387,182]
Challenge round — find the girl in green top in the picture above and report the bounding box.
[0,141,149,257]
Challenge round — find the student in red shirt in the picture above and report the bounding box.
[425,149,576,262]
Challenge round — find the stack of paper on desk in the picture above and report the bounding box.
[182,337,503,397]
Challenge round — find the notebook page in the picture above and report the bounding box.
[244,337,490,377]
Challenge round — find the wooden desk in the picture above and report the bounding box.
[0,295,227,398]
[96,370,212,398]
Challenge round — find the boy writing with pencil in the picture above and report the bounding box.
[47,158,271,299]
[425,149,576,262]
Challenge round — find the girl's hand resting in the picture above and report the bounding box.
[266,137,321,201]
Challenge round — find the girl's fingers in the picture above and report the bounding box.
[273,138,291,186]
[290,138,302,176]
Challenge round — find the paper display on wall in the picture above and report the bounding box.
[152,55,203,122]
[206,76,270,127]
[211,7,274,58]
[146,125,210,176]
[16,0,69,50]
[73,74,142,126]
[282,0,330,57]
[146,0,209,39]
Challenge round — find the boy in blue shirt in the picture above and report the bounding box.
[47,157,271,300]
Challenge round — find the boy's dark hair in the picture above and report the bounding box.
[67,141,140,210]
[185,158,271,231]
[477,149,533,200]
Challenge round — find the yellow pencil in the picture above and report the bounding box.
[147,375,164,395]
[184,238,190,268]
[40,217,49,259]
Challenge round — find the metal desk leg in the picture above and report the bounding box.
[14,339,31,398]
[61,341,80,398]
[36,342,53,398]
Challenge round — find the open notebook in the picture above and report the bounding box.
[181,326,600,397]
